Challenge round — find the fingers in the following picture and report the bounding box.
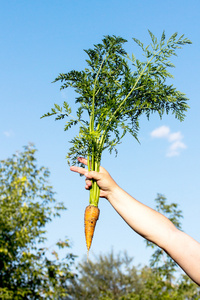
[70,165,87,176]
[70,165,93,190]
[70,157,103,183]
[70,157,88,174]
[85,177,92,185]
[77,157,88,166]
[85,178,92,190]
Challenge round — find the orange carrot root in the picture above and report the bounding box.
[84,205,100,252]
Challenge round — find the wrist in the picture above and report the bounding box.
[107,183,121,203]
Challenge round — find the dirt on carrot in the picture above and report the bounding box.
[84,205,100,253]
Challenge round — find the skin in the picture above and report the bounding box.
[70,157,200,286]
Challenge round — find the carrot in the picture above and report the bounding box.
[84,205,100,253]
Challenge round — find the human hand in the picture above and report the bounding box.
[70,157,118,199]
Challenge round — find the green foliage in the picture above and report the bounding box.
[66,251,142,300]
[0,145,76,299]
[42,31,191,208]
[66,250,200,300]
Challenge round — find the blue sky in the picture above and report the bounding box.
[1,0,200,268]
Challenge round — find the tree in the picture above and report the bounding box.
[66,195,200,299]
[66,251,200,300]
[0,145,76,299]
[66,251,142,300]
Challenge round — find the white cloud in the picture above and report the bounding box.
[168,131,183,142]
[167,140,187,157]
[3,130,14,137]
[150,126,186,157]
[150,125,170,138]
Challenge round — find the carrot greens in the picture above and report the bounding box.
[41,31,191,249]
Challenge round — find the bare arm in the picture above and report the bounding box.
[70,157,200,285]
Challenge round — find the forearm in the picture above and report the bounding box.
[107,185,200,285]
[107,185,177,248]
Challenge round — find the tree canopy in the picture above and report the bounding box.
[0,145,76,299]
